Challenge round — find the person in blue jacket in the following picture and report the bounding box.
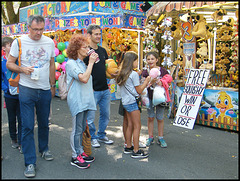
[2,36,22,153]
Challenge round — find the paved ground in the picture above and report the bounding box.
[1,94,239,179]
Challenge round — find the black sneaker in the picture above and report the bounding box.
[71,155,90,169]
[124,146,134,154]
[11,140,20,149]
[131,149,149,159]
[81,152,95,163]
[160,102,169,107]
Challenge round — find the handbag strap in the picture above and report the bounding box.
[68,78,74,92]
[16,38,21,66]
[123,77,138,98]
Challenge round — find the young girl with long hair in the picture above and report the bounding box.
[142,51,172,148]
[116,51,151,159]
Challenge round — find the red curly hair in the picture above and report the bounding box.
[67,33,89,60]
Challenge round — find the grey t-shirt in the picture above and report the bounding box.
[120,71,140,105]
[10,35,55,90]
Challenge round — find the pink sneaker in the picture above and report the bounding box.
[70,155,90,169]
[81,152,95,163]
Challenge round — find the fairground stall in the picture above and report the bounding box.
[144,1,238,131]
[2,1,147,100]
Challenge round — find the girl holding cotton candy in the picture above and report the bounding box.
[141,51,172,148]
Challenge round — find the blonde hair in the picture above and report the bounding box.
[116,51,138,86]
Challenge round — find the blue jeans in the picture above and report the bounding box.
[87,89,110,140]
[19,85,51,166]
[70,112,87,158]
[5,97,22,144]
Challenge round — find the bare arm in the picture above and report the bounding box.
[49,57,56,97]
[78,52,98,84]
[135,76,151,94]
[6,54,34,75]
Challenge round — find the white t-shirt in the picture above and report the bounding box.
[120,71,140,105]
[10,35,55,90]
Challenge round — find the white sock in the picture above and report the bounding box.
[159,136,163,140]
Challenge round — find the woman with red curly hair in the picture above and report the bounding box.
[66,33,99,169]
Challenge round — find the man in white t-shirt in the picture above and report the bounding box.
[6,15,55,178]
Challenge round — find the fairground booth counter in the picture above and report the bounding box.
[144,1,238,131]
[2,1,148,100]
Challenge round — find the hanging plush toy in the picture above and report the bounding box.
[192,14,207,38]
[171,20,182,40]
[175,42,184,57]
[205,25,214,39]
[211,8,227,23]
[105,59,118,79]
[197,41,208,57]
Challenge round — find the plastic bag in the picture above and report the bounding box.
[152,86,166,106]
[141,88,150,108]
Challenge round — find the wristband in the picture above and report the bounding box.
[50,84,56,88]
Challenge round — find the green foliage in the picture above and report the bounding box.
[1,1,39,25]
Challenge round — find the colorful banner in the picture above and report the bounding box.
[92,2,145,15]
[2,23,28,36]
[51,14,123,31]
[19,1,145,23]
[2,14,146,36]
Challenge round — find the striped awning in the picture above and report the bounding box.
[146,1,226,16]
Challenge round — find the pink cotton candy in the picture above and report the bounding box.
[149,68,160,78]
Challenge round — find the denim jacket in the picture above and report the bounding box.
[65,58,96,117]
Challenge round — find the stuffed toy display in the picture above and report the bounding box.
[160,17,173,68]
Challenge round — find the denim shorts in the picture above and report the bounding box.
[123,102,139,113]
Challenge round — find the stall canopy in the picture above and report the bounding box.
[146,1,227,16]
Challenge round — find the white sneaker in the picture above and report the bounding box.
[91,139,100,148]
[98,136,114,145]
[139,142,146,148]
[124,142,146,148]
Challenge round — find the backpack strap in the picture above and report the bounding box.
[16,38,21,66]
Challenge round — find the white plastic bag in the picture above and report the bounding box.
[141,88,150,108]
[152,86,166,106]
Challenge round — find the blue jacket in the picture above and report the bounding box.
[1,56,19,99]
